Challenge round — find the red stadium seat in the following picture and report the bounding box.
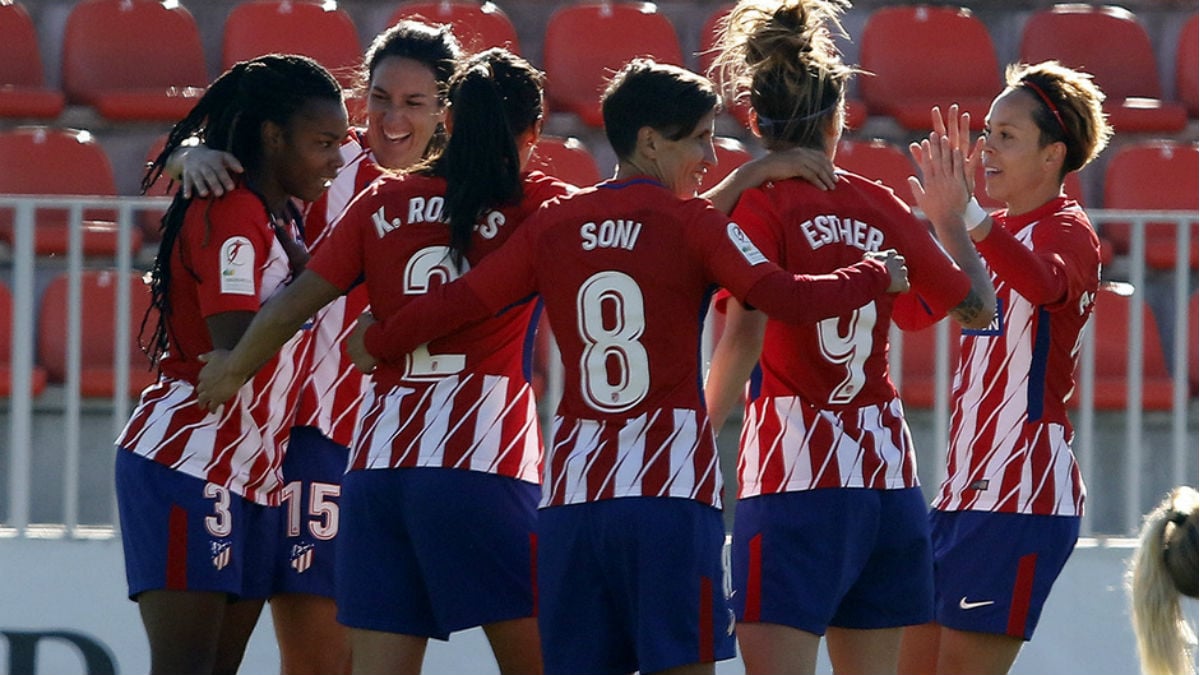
[859,5,1000,131]
[38,270,158,398]
[696,3,866,130]
[223,0,362,89]
[62,0,208,121]
[0,126,141,257]
[0,1,65,119]
[389,1,520,55]
[528,136,602,188]
[1081,283,1174,410]
[1177,14,1198,118]
[543,1,683,127]
[1102,140,1199,270]
[1019,4,1187,133]
[897,318,960,409]
[699,136,753,194]
[835,138,916,206]
[0,280,48,398]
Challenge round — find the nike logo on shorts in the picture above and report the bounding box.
[958,597,995,610]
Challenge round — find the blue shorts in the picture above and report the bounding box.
[731,487,933,634]
[335,467,538,639]
[537,497,736,675]
[928,509,1080,640]
[115,449,278,601]
[273,426,348,599]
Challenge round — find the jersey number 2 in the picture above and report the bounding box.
[404,246,467,379]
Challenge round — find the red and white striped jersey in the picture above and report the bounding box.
[308,170,573,481]
[933,197,1098,516]
[729,173,971,497]
[359,177,894,509]
[117,187,307,505]
[293,129,382,447]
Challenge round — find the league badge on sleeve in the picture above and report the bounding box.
[219,236,256,296]
[726,223,767,266]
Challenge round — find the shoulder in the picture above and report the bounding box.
[522,170,576,206]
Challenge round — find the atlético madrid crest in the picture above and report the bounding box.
[211,541,232,571]
[290,543,315,574]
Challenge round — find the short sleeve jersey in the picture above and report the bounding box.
[307,170,572,481]
[457,177,786,509]
[933,197,1098,516]
[730,173,972,495]
[117,187,307,505]
[293,129,383,447]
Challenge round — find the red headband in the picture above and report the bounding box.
[1022,80,1069,137]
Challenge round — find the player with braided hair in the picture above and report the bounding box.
[117,54,347,675]
[163,22,463,674]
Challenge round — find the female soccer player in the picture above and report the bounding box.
[116,54,347,675]
[195,48,568,674]
[341,58,910,675]
[702,1,996,673]
[170,22,461,674]
[897,60,1113,675]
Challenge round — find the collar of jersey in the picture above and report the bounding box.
[599,175,666,190]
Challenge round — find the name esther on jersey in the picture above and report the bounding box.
[801,214,885,252]
[371,196,507,239]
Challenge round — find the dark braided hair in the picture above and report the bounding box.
[419,48,544,271]
[139,54,343,367]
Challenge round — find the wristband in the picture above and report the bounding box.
[963,197,989,231]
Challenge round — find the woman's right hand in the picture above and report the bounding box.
[866,248,910,294]
[170,145,244,199]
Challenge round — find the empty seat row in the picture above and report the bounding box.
[0,271,158,399]
[1,1,1195,134]
[1,122,1192,272]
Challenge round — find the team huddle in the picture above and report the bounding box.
[112,1,1114,674]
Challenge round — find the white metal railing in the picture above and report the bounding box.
[1,197,1196,539]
